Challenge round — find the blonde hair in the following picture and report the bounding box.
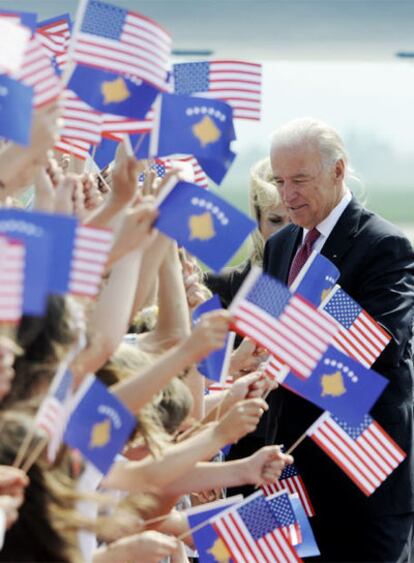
[249,157,281,265]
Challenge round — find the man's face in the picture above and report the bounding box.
[271,143,343,229]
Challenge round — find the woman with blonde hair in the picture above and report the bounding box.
[205,156,288,307]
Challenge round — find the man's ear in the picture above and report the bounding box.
[335,159,345,182]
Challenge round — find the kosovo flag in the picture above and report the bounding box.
[0,75,33,145]
[185,496,242,563]
[69,65,159,120]
[281,345,388,425]
[5,210,78,295]
[291,251,340,307]
[0,210,52,316]
[137,93,236,185]
[155,181,256,271]
[193,295,231,382]
[92,137,119,169]
[64,375,136,474]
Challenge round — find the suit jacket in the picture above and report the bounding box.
[263,197,414,516]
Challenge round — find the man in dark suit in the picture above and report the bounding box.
[263,118,414,561]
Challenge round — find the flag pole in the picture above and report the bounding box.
[285,431,309,455]
[285,413,330,455]
[21,436,48,473]
[177,516,212,541]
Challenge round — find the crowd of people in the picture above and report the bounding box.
[0,100,297,562]
[0,55,413,561]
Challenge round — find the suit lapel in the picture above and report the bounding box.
[320,197,363,269]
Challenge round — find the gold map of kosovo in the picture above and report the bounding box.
[321,370,346,397]
[89,418,111,448]
[207,537,231,562]
[321,287,332,303]
[101,77,131,105]
[189,211,216,240]
[192,115,221,147]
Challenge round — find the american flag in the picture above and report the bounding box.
[0,18,31,76]
[15,34,62,107]
[102,112,154,141]
[138,156,208,189]
[230,268,338,380]
[58,89,103,145]
[36,368,73,461]
[265,492,302,546]
[321,286,391,368]
[55,138,91,160]
[212,492,300,563]
[173,60,262,121]
[0,238,25,323]
[37,14,71,71]
[71,0,172,91]
[69,225,113,297]
[264,354,290,382]
[307,412,406,496]
[262,463,315,518]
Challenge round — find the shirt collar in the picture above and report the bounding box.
[303,189,352,241]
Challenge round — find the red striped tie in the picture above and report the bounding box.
[288,227,320,287]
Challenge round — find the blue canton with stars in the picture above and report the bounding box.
[173,62,210,94]
[237,494,279,541]
[323,288,361,328]
[266,492,297,528]
[246,273,291,319]
[81,0,126,39]
[279,462,300,480]
[332,413,373,439]
[138,162,166,183]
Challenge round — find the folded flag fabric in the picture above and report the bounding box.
[0,209,52,316]
[192,295,233,383]
[0,237,25,323]
[184,496,242,563]
[261,463,315,518]
[15,34,62,108]
[155,180,255,271]
[55,138,91,160]
[277,344,388,425]
[229,267,338,380]
[211,490,301,563]
[64,374,136,474]
[290,252,340,307]
[137,93,236,185]
[265,491,302,546]
[69,225,113,298]
[37,14,71,71]
[320,285,391,368]
[307,411,406,496]
[289,494,320,558]
[101,111,154,141]
[0,73,33,146]
[36,368,74,462]
[57,89,103,146]
[173,60,262,121]
[68,0,171,118]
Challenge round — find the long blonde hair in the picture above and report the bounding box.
[249,157,282,265]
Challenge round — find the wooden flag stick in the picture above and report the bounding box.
[143,513,171,527]
[177,517,212,541]
[286,430,309,455]
[13,427,36,468]
[133,133,147,156]
[21,437,48,474]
